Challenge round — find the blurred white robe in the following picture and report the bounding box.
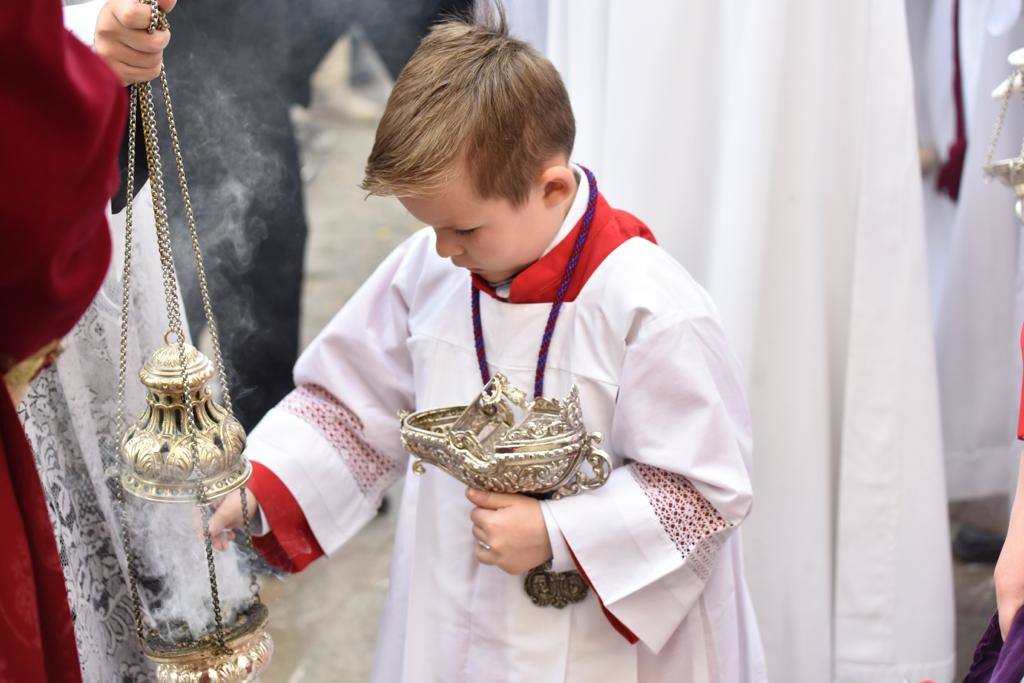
[909,0,1024,501]
[509,1,957,680]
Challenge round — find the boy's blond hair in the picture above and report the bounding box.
[361,8,575,206]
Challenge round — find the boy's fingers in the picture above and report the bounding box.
[488,491,523,508]
[211,529,237,552]
[156,0,177,13]
[474,544,497,565]
[208,502,234,538]
[466,487,519,510]
[208,516,224,539]
[469,506,495,529]
[471,525,488,544]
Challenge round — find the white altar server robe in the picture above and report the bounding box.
[246,179,766,681]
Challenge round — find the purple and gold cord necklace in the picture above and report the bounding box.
[472,166,598,399]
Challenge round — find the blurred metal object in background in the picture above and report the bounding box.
[984,47,1024,221]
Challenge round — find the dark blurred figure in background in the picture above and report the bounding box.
[161,1,306,432]
[289,0,475,107]
[163,0,472,431]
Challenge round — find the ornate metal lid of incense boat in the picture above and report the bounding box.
[399,373,611,499]
[120,336,250,502]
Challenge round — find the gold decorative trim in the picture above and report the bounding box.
[2,339,64,399]
[120,341,250,502]
[148,604,273,682]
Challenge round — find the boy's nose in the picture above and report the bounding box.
[434,230,465,258]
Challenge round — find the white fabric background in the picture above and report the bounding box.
[507,1,957,680]
[910,0,1024,502]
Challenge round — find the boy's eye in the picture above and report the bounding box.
[454,228,478,237]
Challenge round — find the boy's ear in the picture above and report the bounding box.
[539,164,577,209]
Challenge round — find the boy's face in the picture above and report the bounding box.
[400,161,578,283]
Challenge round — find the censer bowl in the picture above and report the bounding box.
[120,339,251,502]
[145,602,273,683]
[399,374,611,500]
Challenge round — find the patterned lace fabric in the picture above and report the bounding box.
[630,463,733,581]
[19,188,171,681]
[280,385,400,506]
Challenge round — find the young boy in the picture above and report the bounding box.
[210,13,766,682]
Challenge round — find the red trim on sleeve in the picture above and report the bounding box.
[566,543,639,645]
[248,461,324,573]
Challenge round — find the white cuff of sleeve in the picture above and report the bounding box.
[540,500,574,572]
[250,504,272,537]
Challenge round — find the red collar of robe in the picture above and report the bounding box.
[471,192,657,304]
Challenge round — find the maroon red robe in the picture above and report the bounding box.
[0,0,125,679]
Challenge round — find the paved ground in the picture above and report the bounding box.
[258,36,999,683]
